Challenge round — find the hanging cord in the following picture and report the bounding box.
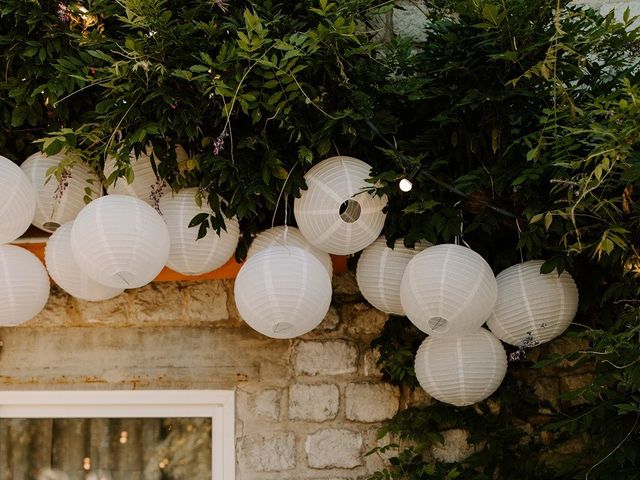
[454,201,471,248]
[271,162,299,230]
[515,218,525,263]
[362,118,516,219]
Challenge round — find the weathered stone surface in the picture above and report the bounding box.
[185,280,229,322]
[559,373,595,406]
[294,340,359,376]
[75,292,130,325]
[534,377,560,406]
[393,0,429,42]
[317,306,340,331]
[332,272,361,301]
[129,283,185,323]
[305,429,363,469]
[361,347,383,378]
[345,383,400,422]
[289,383,339,422]
[547,336,589,368]
[254,389,282,420]
[24,286,76,327]
[342,303,388,340]
[241,432,296,472]
[432,429,478,463]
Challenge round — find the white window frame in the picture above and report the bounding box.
[0,390,235,480]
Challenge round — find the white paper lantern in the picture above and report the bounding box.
[357,237,430,315]
[293,156,388,255]
[415,328,507,406]
[0,244,50,326]
[104,148,168,206]
[21,151,101,233]
[247,226,333,278]
[234,246,332,339]
[0,155,36,243]
[400,244,497,336]
[45,222,124,301]
[486,260,579,347]
[159,188,240,275]
[71,195,170,289]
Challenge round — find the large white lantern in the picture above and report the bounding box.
[159,188,240,275]
[293,156,387,255]
[234,246,332,339]
[486,260,579,346]
[247,226,333,278]
[400,244,497,336]
[357,237,430,315]
[104,148,168,206]
[45,222,124,301]
[70,195,170,289]
[414,328,507,406]
[0,244,50,326]
[0,155,36,243]
[21,151,101,232]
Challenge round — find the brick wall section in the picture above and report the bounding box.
[0,273,414,480]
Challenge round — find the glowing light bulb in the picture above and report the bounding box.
[399,178,413,192]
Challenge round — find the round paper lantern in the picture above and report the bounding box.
[486,260,579,346]
[414,328,507,406]
[0,244,50,326]
[293,156,387,255]
[357,237,430,315]
[70,195,170,289]
[0,155,36,243]
[400,244,497,336]
[45,222,124,301]
[159,188,240,275]
[234,246,332,339]
[104,149,168,206]
[21,151,101,232]
[247,226,333,278]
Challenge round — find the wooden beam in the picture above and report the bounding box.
[13,241,348,282]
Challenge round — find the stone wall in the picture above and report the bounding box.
[0,273,411,480]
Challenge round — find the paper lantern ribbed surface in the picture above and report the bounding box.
[104,149,168,206]
[70,195,170,289]
[0,155,36,244]
[234,246,332,339]
[159,188,240,275]
[247,226,333,278]
[415,328,507,406]
[45,223,124,301]
[21,152,101,232]
[400,244,497,336]
[356,237,430,315]
[293,156,387,255]
[0,244,50,326]
[486,260,579,346]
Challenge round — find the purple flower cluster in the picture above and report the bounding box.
[508,332,540,363]
[150,178,167,213]
[212,131,228,156]
[53,169,72,204]
[57,2,70,22]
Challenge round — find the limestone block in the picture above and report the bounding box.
[241,432,296,472]
[24,286,76,327]
[305,429,363,469]
[547,336,589,368]
[345,383,400,422]
[75,292,130,325]
[317,306,341,331]
[431,429,478,463]
[253,389,282,420]
[342,303,388,340]
[533,377,560,406]
[361,347,383,378]
[393,0,428,42]
[559,373,595,406]
[332,272,361,302]
[185,280,229,322]
[289,383,339,422]
[129,282,185,323]
[294,340,359,376]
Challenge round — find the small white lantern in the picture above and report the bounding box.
[400,244,497,336]
[234,246,332,339]
[414,328,507,406]
[0,244,50,326]
[247,226,333,278]
[486,260,579,346]
[71,195,171,289]
[0,155,36,244]
[21,151,101,232]
[293,156,387,255]
[159,188,240,275]
[357,237,430,315]
[45,222,124,301]
[104,148,168,206]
